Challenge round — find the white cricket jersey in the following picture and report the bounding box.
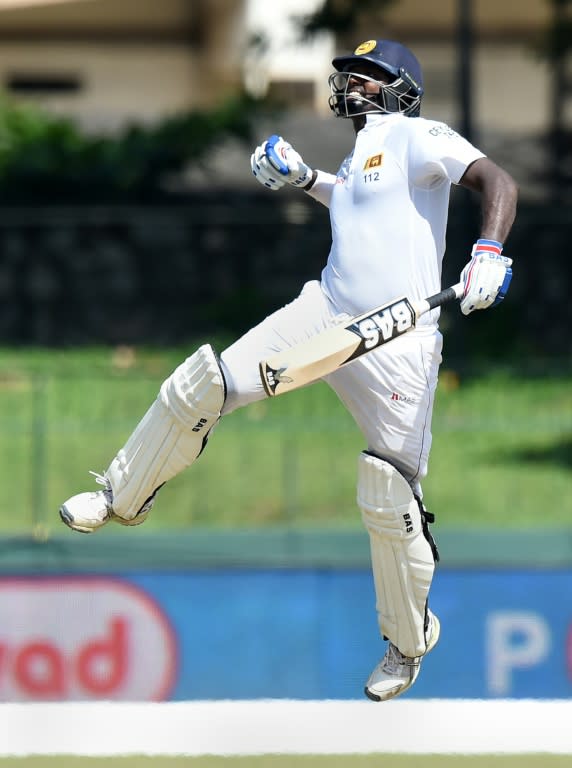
[311,113,485,325]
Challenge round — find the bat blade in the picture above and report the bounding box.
[259,283,463,397]
[260,296,415,397]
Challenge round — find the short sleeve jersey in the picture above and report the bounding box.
[320,113,485,325]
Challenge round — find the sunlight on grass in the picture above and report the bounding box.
[0,347,570,532]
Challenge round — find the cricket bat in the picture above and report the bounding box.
[260,282,464,397]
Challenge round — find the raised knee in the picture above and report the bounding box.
[160,344,226,429]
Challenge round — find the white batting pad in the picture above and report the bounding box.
[107,344,226,520]
[357,451,436,657]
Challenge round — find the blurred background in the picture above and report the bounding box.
[0,0,570,706]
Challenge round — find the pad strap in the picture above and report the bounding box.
[415,496,440,563]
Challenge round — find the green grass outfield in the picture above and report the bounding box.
[1,346,571,532]
[1,756,570,767]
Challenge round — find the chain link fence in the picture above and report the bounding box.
[0,195,569,353]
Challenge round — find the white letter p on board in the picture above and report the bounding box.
[486,611,551,695]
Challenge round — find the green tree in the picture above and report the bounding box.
[295,0,396,44]
[0,92,263,203]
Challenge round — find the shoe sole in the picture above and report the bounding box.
[364,686,385,703]
[59,504,145,533]
[365,612,441,702]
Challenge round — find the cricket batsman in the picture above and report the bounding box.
[60,39,518,701]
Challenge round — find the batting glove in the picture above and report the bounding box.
[460,239,513,316]
[251,135,313,191]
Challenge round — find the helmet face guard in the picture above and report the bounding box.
[328,69,422,118]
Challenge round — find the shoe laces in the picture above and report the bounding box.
[89,471,113,505]
[382,643,419,674]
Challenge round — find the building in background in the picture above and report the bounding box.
[0,0,561,131]
[0,0,333,131]
[0,0,568,196]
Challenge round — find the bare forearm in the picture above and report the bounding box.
[460,157,519,244]
[478,173,518,242]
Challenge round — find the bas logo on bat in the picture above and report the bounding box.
[346,298,415,359]
[259,283,461,397]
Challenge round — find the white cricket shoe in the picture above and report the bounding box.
[364,610,440,702]
[59,472,153,534]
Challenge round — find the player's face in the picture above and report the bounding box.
[342,63,393,113]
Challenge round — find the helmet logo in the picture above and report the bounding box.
[354,40,377,55]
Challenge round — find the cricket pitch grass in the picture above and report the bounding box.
[1,756,571,767]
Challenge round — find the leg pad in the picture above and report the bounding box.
[107,344,226,520]
[358,451,437,657]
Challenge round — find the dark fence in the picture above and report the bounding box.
[0,192,569,356]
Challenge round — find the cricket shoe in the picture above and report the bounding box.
[59,472,153,534]
[364,610,440,702]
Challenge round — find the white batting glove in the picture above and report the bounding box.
[251,134,313,191]
[460,239,513,316]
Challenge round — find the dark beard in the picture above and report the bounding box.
[344,94,379,115]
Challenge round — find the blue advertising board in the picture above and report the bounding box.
[0,568,570,700]
[126,567,572,700]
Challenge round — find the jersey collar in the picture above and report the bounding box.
[362,112,401,131]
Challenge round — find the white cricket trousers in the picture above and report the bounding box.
[220,280,443,494]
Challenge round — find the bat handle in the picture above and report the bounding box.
[412,282,464,318]
[425,282,464,310]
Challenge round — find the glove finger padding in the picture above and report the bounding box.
[265,135,314,188]
[251,143,287,191]
[460,239,513,315]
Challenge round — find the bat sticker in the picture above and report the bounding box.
[345,298,415,361]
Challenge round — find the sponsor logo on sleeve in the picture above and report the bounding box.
[428,124,459,139]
